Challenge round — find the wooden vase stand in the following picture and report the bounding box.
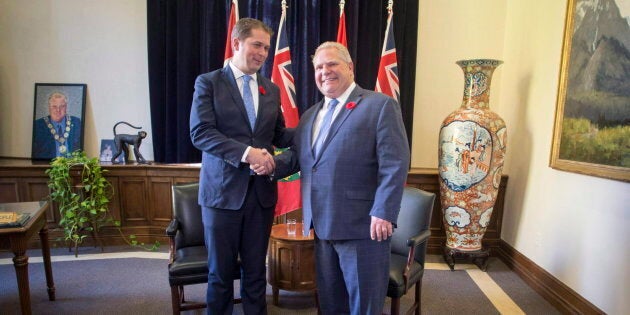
[443,246,489,271]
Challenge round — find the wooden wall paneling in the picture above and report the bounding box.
[118,177,149,226]
[0,179,19,203]
[173,177,200,185]
[104,176,122,226]
[149,177,173,223]
[23,177,55,223]
[147,167,200,178]
[0,161,507,255]
[23,177,50,202]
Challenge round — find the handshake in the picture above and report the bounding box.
[246,147,274,176]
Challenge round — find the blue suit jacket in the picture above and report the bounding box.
[275,85,410,239]
[190,66,292,210]
[32,115,82,160]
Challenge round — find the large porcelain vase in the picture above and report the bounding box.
[438,59,507,251]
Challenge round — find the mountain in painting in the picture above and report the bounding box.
[566,0,630,125]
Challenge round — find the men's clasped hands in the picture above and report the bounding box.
[248,148,274,175]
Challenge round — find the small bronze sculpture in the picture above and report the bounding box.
[111,121,148,164]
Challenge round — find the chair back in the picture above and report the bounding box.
[391,187,435,264]
[171,182,205,249]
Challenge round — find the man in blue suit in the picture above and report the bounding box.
[189,18,292,314]
[32,92,82,159]
[257,42,410,314]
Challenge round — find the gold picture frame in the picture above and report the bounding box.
[550,0,630,182]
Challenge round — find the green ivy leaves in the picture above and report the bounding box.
[46,151,159,256]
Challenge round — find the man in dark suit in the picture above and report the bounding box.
[32,92,82,159]
[189,18,292,314]
[257,42,410,314]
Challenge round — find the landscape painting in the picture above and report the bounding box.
[551,0,630,182]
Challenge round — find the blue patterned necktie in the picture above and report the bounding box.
[241,75,256,130]
[313,99,339,156]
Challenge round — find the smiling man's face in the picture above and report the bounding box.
[48,95,68,122]
[313,47,354,99]
[232,28,271,75]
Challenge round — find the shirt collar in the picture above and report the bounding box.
[51,116,66,127]
[229,62,258,82]
[324,82,356,109]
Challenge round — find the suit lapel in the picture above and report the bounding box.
[221,66,253,132]
[313,86,364,162]
[254,76,268,133]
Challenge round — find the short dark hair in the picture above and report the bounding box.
[231,18,274,41]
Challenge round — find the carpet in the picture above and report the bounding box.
[0,247,559,314]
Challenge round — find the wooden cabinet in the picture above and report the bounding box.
[0,159,200,247]
[267,223,316,305]
[0,160,507,254]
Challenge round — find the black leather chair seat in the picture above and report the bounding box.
[169,246,208,285]
[387,253,425,298]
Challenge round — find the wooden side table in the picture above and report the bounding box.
[0,201,55,315]
[267,223,317,306]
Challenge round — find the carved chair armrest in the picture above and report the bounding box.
[166,219,179,263]
[403,229,431,291]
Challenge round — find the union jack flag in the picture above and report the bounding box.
[272,5,301,216]
[375,11,400,103]
[271,11,299,128]
[223,0,239,66]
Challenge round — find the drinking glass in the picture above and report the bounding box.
[286,219,297,236]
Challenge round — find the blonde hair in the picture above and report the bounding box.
[47,92,68,105]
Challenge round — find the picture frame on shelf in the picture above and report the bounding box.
[550,0,630,182]
[31,83,87,160]
[100,139,125,164]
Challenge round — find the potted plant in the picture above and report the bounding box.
[46,151,158,256]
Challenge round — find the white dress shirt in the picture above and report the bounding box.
[312,82,356,146]
[229,62,260,163]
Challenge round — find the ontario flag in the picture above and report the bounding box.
[272,5,301,216]
[375,9,400,102]
[223,0,239,66]
[336,1,348,47]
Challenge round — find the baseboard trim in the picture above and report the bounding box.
[496,240,605,314]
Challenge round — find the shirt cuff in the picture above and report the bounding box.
[241,146,252,163]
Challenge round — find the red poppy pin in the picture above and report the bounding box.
[346,101,357,110]
[259,86,266,95]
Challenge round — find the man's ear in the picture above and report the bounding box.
[232,37,240,52]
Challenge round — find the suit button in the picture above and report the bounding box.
[312,168,317,172]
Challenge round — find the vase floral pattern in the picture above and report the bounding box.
[438,59,507,251]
